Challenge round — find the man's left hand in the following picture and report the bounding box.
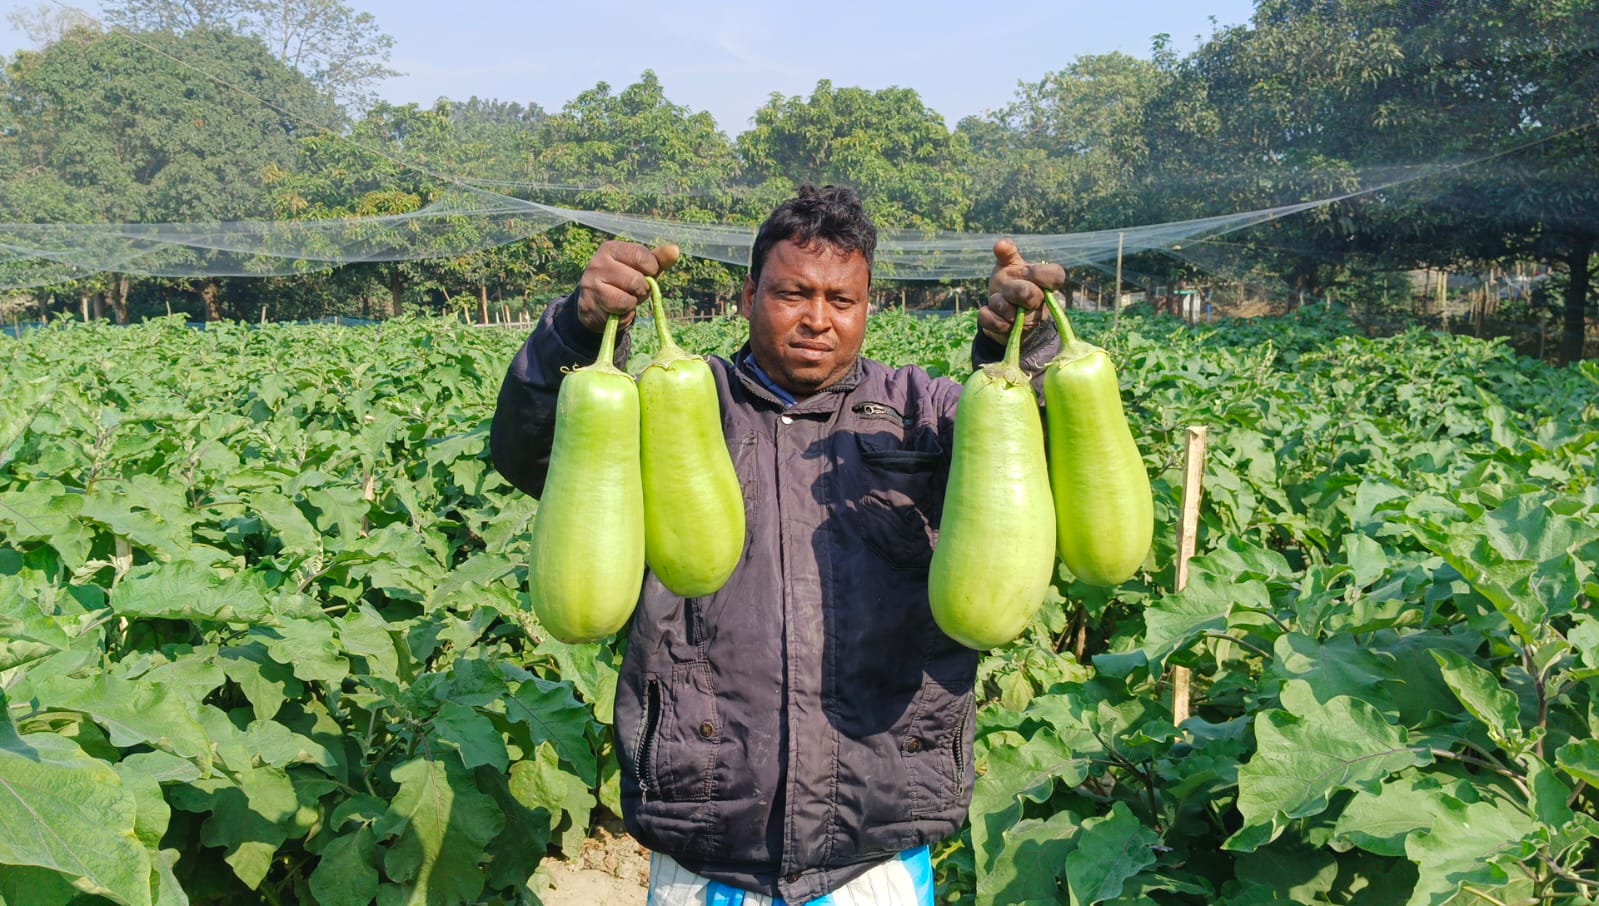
[981,239,1066,346]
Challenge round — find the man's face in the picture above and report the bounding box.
[740,239,870,398]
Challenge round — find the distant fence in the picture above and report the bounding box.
[2,316,382,338]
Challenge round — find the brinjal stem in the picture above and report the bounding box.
[645,276,681,354]
[598,312,620,365]
[1004,295,1028,370]
[1044,290,1078,345]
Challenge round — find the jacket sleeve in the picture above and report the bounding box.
[489,292,632,497]
[971,318,1060,400]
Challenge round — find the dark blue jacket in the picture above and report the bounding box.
[491,296,1057,904]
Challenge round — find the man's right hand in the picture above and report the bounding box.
[575,241,681,333]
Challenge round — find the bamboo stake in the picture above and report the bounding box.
[1112,232,1125,330]
[1172,425,1209,726]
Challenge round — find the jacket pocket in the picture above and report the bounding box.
[904,690,974,819]
[640,664,721,803]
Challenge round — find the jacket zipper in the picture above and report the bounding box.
[636,679,662,802]
[852,401,912,427]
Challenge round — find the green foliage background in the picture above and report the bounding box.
[2,307,1596,904]
[3,0,1595,360]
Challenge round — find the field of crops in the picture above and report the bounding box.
[2,309,1597,906]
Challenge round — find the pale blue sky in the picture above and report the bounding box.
[4,0,1258,134]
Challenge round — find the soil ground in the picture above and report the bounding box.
[534,815,652,906]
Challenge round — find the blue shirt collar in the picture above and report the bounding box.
[738,354,797,407]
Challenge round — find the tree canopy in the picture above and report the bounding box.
[0,0,1593,359]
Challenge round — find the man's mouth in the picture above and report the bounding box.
[789,342,832,362]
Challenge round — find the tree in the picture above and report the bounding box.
[265,101,563,319]
[5,4,98,44]
[1144,0,1597,359]
[103,0,400,111]
[0,26,332,320]
[738,80,972,234]
[530,71,745,305]
[962,52,1167,235]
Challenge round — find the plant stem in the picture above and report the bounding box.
[1428,748,1532,799]
[597,312,620,365]
[1201,630,1272,660]
[645,276,679,352]
[1003,293,1027,369]
[1043,290,1077,344]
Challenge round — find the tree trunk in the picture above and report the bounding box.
[479,284,490,325]
[1561,232,1594,365]
[90,292,105,321]
[389,270,404,318]
[200,279,222,321]
[111,276,131,325]
[80,292,90,321]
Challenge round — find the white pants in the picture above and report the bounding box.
[646,848,935,906]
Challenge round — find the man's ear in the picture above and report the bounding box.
[738,275,755,319]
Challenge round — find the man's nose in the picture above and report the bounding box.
[797,296,829,332]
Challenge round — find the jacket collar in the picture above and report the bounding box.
[732,345,863,414]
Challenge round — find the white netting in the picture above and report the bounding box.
[0,180,1415,291]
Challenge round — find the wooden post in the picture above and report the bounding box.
[1112,232,1125,331]
[1172,425,1208,726]
[1437,270,1448,328]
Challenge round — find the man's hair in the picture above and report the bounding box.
[749,185,877,286]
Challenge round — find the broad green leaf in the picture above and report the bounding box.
[198,765,298,889]
[111,561,275,624]
[0,479,95,567]
[0,577,71,671]
[426,551,517,609]
[1524,755,1575,828]
[1268,632,1398,712]
[1342,531,1390,587]
[1234,840,1339,904]
[377,755,504,906]
[309,827,379,906]
[509,742,593,855]
[1331,772,1475,857]
[0,729,152,906]
[78,476,194,554]
[1429,650,1520,745]
[1405,795,1537,906]
[531,638,621,726]
[1229,682,1426,851]
[482,766,553,893]
[27,673,212,769]
[0,866,79,906]
[503,677,598,786]
[430,701,509,773]
[305,484,370,545]
[112,757,186,906]
[1556,738,1599,788]
[241,718,340,770]
[251,617,350,686]
[219,642,303,723]
[1142,568,1270,664]
[339,605,402,682]
[975,810,1079,906]
[1570,614,1599,670]
[250,489,324,554]
[1064,802,1158,906]
[969,729,1087,877]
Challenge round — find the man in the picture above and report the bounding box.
[491,185,1063,905]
